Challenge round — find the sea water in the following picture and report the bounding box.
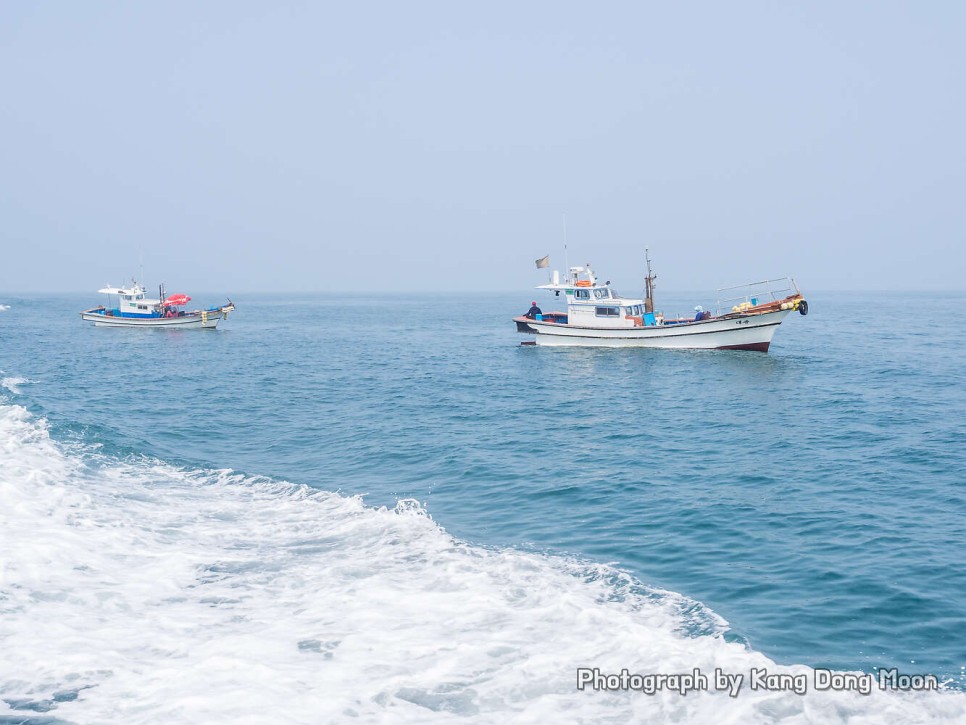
[1,292,964,723]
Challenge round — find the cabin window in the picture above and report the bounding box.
[138,305,147,310]
[575,289,590,300]
[595,306,619,317]
[593,289,605,299]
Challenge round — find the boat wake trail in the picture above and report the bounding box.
[0,403,963,723]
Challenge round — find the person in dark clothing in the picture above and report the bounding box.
[525,301,542,319]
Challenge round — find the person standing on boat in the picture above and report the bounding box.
[525,301,542,319]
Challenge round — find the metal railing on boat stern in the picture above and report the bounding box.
[714,277,800,316]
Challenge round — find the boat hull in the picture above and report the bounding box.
[81,308,228,329]
[514,309,793,351]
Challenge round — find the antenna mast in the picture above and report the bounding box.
[563,214,569,282]
[644,248,657,314]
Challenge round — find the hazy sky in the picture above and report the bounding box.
[2,2,963,294]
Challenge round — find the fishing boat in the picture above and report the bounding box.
[80,281,235,329]
[514,252,807,351]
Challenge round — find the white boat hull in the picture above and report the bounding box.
[515,309,793,351]
[81,308,229,329]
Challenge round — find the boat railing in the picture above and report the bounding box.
[715,277,799,315]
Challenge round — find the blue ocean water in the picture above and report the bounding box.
[1,291,964,722]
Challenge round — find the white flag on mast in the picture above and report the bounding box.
[535,255,550,269]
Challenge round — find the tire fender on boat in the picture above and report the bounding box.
[799,300,809,316]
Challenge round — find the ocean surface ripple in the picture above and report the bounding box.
[1,291,964,722]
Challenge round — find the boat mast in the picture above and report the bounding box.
[644,248,657,314]
[563,214,570,283]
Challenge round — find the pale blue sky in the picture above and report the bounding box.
[1,2,963,294]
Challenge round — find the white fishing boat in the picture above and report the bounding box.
[514,252,807,352]
[80,281,235,329]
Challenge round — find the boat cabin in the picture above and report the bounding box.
[97,282,162,318]
[536,265,654,328]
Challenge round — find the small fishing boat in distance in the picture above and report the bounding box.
[80,280,235,329]
[514,252,807,352]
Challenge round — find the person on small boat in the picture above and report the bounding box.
[525,301,543,319]
[694,306,711,321]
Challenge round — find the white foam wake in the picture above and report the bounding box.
[0,403,963,724]
[0,304,10,312]
[1,376,32,395]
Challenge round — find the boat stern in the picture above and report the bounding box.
[514,316,536,334]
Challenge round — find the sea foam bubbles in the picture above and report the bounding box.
[0,403,963,723]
